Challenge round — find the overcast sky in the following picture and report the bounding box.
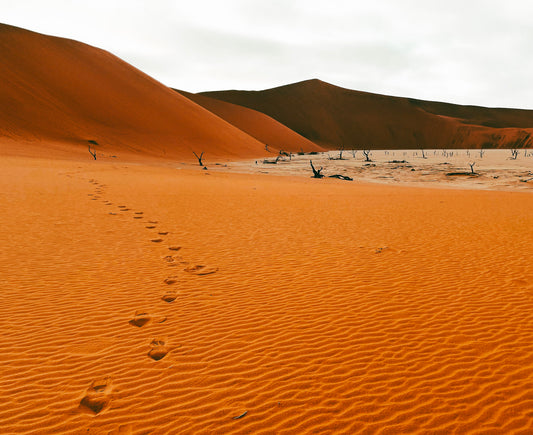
[3,0,532,108]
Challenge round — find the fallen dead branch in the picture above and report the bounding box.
[446,172,480,177]
[263,155,281,164]
[233,411,248,420]
[328,174,353,181]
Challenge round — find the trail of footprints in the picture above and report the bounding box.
[82,179,219,414]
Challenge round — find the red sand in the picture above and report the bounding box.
[202,79,533,150]
[0,24,268,160]
[2,23,533,435]
[2,155,533,433]
[177,90,323,154]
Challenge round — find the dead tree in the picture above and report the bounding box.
[328,174,353,181]
[193,151,204,166]
[263,155,281,164]
[420,148,427,159]
[88,141,97,160]
[363,150,372,162]
[479,148,485,158]
[327,146,345,160]
[310,160,324,178]
[511,149,519,160]
[447,162,480,177]
[352,149,357,158]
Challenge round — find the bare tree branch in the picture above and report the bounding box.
[263,155,281,164]
[88,144,97,160]
[310,160,324,178]
[193,151,204,166]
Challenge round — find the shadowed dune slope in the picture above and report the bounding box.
[409,98,533,129]
[202,79,533,150]
[177,90,324,154]
[0,24,267,160]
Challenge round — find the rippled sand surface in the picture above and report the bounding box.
[1,155,533,434]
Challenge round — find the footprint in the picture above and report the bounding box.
[151,238,163,243]
[129,311,152,327]
[164,277,178,285]
[134,212,143,215]
[168,246,181,251]
[148,221,158,224]
[145,226,156,229]
[121,208,131,211]
[184,265,218,276]
[129,311,167,327]
[161,291,178,303]
[133,216,144,219]
[148,339,168,361]
[79,377,112,414]
[118,205,127,208]
[158,232,169,235]
[163,256,179,267]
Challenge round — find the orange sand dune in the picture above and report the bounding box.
[202,79,533,150]
[2,154,533,433]
[0,24,268,160]
[177,89,324,154]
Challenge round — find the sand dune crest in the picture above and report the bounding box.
[0,23,268,160]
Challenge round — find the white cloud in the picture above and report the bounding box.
[2,0,532,108]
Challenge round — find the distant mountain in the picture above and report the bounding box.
[202,79,533,150]
[0,23,267,159]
